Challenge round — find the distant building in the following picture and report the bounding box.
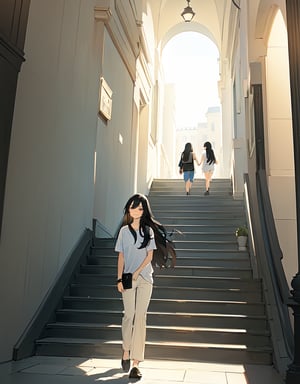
[175,106,222,178]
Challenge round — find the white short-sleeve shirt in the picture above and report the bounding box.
[115,225,156,284]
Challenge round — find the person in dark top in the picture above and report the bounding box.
[178,142,200,195]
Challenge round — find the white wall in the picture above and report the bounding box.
[0,0,160,361]
[266,10,297,287]
[161,84,176,178]
[137,104,152,192]
[93,1,158,234]
[0,0,102,361]
[93,29,135,236]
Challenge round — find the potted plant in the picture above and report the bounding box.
[235,225,248,250]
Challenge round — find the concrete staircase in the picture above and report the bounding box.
[35,178,272,364]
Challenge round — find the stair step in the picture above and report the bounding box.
[174,249,249,257]
[69,284,263,301]
[154,210,245,218]
[152,203,244,210]
[149,196,243,203]
[172,240,239,250]
[35,177,272,365]
[86,256,250,268]
[62,296,265,315]
[154,217,246,225]
[170,233,238,241]
[164,224,241,232]
[89,248,249,258]
[44,323,270,347]
[55,309,268,329]
[153,266,252,278]
[150,275,261,289]
[35,337,272,364]
[80,265,252,278]
[73,274,259,288]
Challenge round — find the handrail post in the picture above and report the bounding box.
[285,1,300,382]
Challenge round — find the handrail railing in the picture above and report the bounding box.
[92,218,113,239]
[244,171,293,373]
[256,170,293,352]
[257,170,293,304]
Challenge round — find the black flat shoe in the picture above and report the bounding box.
[121,358,130,372]
[129,366,142,379]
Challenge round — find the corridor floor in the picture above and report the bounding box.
[0,356,285,384]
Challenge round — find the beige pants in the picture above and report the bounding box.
[122,275,153,361]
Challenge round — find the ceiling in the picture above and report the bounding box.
[145,0,238,53]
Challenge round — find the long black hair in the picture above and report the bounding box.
[121,193,164,249]
[182,142,193,162]
[119,193,177,268]
[204,141,216,165]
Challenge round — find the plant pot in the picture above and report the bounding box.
[237,235,247,250]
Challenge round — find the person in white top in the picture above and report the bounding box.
[199,141,218,195]
[115,193,157,380]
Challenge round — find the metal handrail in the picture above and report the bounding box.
[257,170,292,303]
[256,170,293,352]
[244,171,294,369]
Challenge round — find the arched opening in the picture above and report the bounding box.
[161,32,223,178]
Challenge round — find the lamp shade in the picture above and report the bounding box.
[181,1,195,22]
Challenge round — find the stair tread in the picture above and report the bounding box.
[70,283,261,291]
[36,337,272,352]
[75,274,258,281]
[83,266,251,270]
[63,296,264,305]
[56,308,267,319]
[174,241,238,245]
[91,247,245,252]
[47,322,270,335]
[81,266,251,271]
[77,270,253,279]
[153,275,259,281]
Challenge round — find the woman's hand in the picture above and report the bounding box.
[132,250,153,282]
[117,281,124,293]
[133,270,140,281]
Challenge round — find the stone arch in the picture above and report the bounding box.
[255,3,283,42]
[159,28,223,177]
[160,22,219,54]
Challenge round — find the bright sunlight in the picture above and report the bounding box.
[162,32,221,128]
